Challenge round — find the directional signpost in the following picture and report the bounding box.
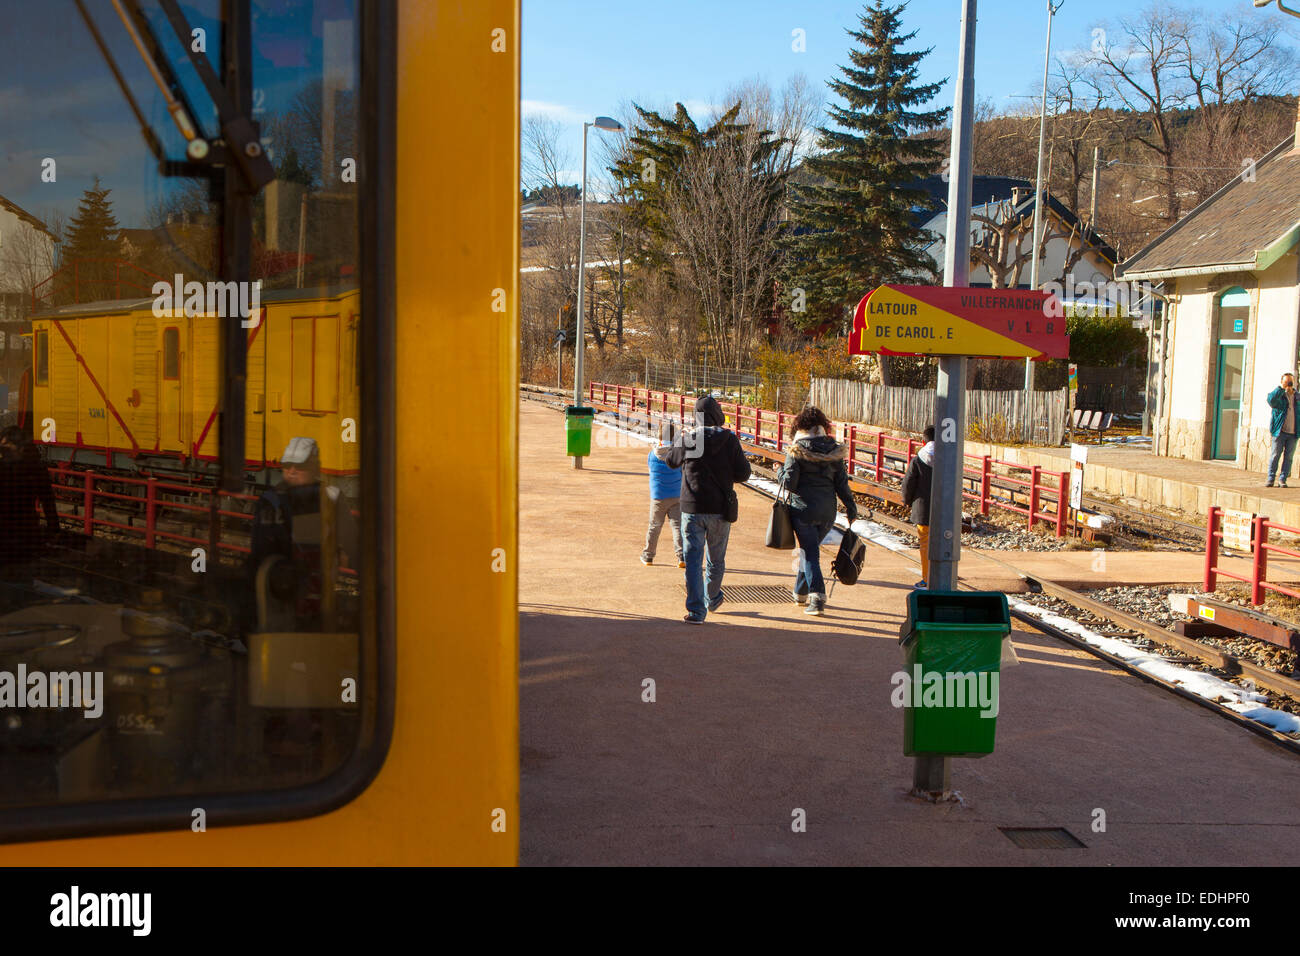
[855,2,1069,798]
[851,285,1069,360]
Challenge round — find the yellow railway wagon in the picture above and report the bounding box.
[0,0,518,866]
[30,287,362,482]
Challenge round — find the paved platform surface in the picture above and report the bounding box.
[519,398,1300,865]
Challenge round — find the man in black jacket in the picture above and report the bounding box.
[901,425,934,589]
[660,395,751,624]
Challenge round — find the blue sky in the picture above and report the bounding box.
[523,0,1281,184]
[0,1,351,230]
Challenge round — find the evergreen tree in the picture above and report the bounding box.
[61,177,121,302]
[610,102,755,275]
[787,1,949,332]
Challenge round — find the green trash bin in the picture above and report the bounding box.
[898,591,1010,757]
[564,406,595,457]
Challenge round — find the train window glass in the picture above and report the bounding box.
[35,331,48,386]
[0,0,383,838]
[163,327,180,379]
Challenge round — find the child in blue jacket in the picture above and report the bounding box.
[642,421,684,567]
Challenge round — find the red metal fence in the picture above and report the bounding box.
[1203,505,1300,606]
[31,258,168,310]
[588,382,1070,537]
[49,464,259,556]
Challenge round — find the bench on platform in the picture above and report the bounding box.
[1071,408,1113,443]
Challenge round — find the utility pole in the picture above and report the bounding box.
[1022,0,1062,444]
[918,0,978,797]
[1089,145,1101,227]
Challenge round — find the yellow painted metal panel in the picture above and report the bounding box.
[0,0,519,863]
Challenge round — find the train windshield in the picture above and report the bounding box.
[0,0,369,824]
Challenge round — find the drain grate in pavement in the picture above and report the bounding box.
[676,583,794,604]
[998,827,1087,849]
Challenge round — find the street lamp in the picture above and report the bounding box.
[1023,0,1063,444]
[1254,0,1300,18]
[573,115,625,418]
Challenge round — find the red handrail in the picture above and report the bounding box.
[587,381,1071,536]
[1204,507,1300,605]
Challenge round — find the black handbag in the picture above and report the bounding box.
[765,478,795,549]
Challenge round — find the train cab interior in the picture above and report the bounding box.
[0,0,379,841]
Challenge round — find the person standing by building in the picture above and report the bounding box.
[660,395,751,624]
[1266,373,1299,488]
[778,407,858,616]
[902,425,935,588]
[641,420,684,567]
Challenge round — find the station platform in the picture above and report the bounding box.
[966,436,1300,529]
[518,399,1300,865]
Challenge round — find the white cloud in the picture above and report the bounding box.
[521,99,585,123]
[680,98,722,119]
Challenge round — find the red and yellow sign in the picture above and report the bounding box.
[851,284,1069,359]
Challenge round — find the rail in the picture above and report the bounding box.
[49,465,260,556]
[1204,506,1300,605]
[588,382,1069,537]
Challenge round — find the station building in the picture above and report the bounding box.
[1120,112,1300,472]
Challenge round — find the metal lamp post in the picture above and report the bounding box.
[573,116,625,411]
[1022,0,1063,443]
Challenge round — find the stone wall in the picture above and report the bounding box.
[1164,417,1206,462]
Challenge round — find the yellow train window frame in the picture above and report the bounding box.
[0,3,397,845]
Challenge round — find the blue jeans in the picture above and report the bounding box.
[792,516,832,597]
[1270,433,1297,482]
[682,513,730,618]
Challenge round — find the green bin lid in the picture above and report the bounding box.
[564,406,596,417]
[900,590,1010,643]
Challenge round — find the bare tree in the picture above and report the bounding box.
[520,115,582,376]
[1088,5,1195,226]
[661,122,787,370]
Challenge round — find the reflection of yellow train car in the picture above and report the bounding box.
[30,287,361,483]
[0,0,519,866]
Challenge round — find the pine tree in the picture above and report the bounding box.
[61,177,121,303]
[787,1,949,332]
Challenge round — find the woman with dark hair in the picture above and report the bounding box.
[777,406,857,616]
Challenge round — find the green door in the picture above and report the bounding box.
[1213,344,1245,460]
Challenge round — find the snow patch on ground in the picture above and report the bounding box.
[1010,598,1300,735]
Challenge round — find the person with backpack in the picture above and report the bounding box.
[777,407,858,617]
[660,395,751,624]
[901,425,935,589]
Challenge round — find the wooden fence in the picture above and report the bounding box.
[810,378,1068,445]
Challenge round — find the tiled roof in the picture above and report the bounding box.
[1119,132,1300,278]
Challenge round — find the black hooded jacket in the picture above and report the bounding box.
[778,431,858,526]
[660,395,751,515]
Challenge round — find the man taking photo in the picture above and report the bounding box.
[1267,372,1300,488]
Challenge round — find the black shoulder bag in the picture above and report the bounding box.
[700,442,739,523]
